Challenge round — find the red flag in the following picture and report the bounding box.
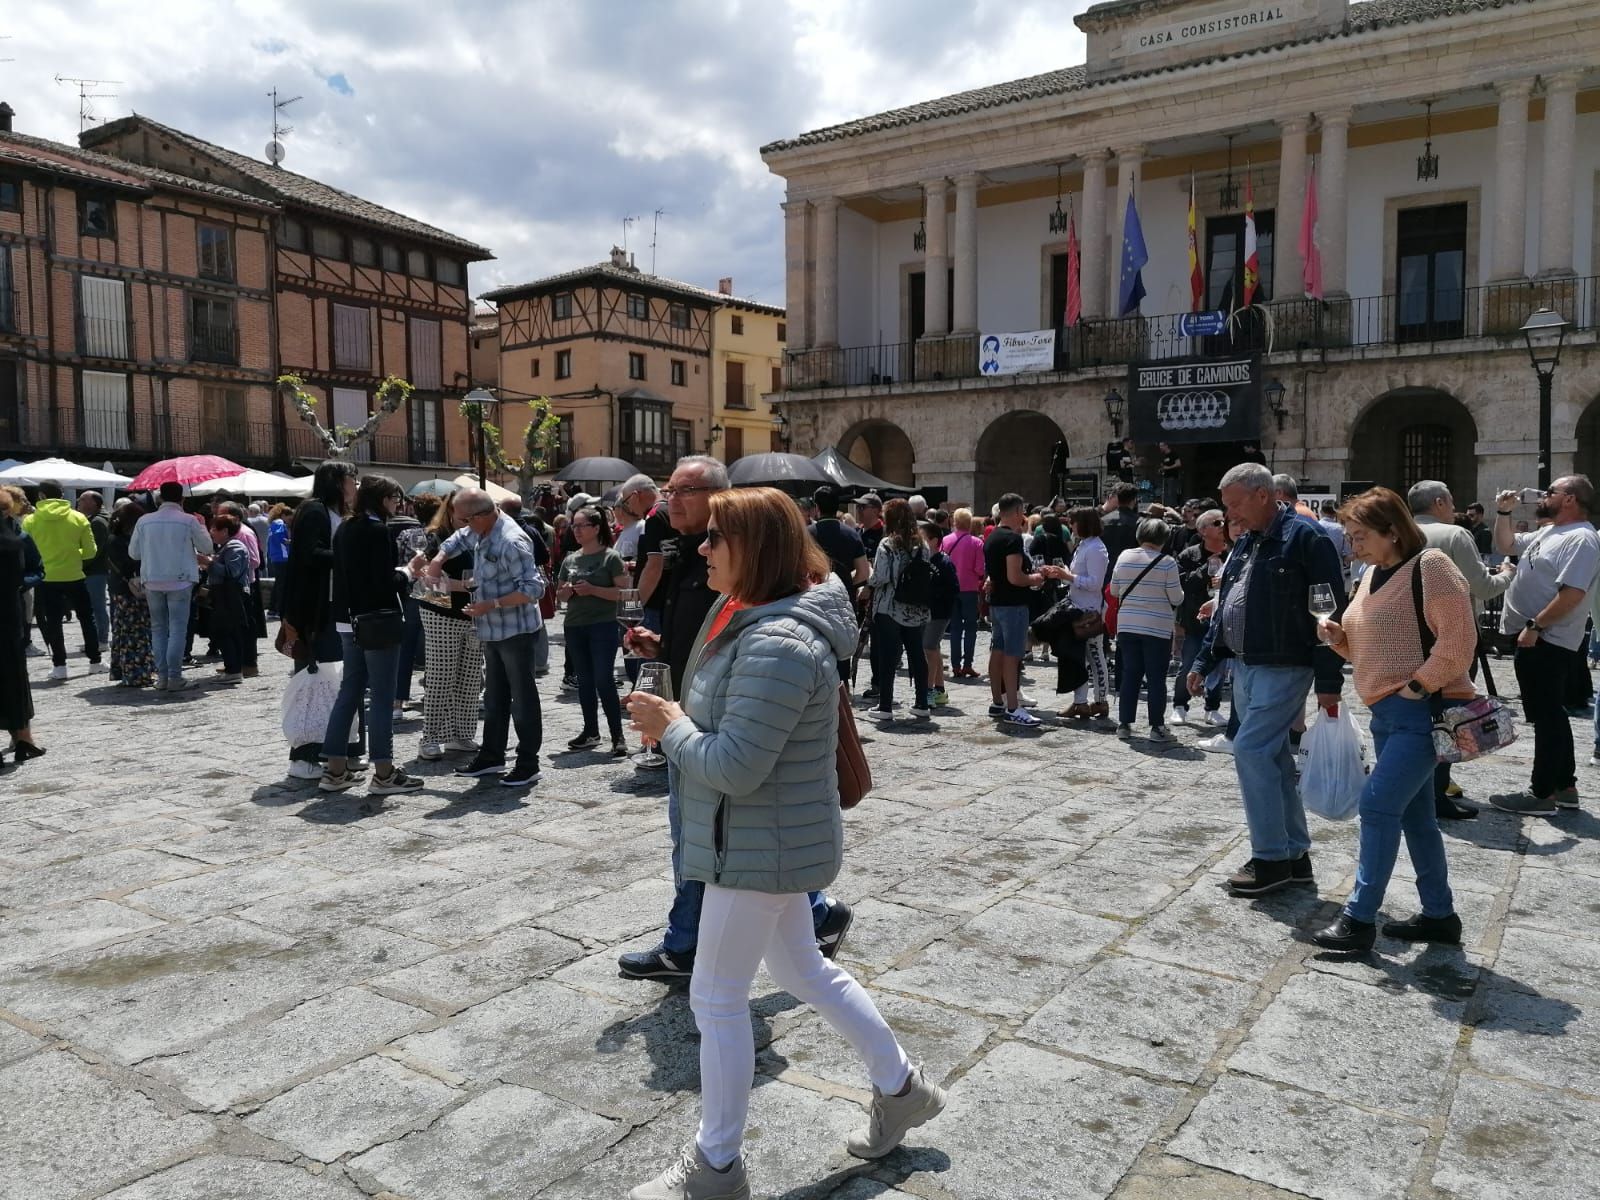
[1300,160,1323,300]
[1241,164,1259,309]
[1064,209,1081,326]
[1187,175,1203,312]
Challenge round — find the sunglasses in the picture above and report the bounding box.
[705,527,725,548]
[662,485,715,499]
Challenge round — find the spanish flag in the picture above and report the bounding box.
[1242,164,1259,308]
[1187,174,1203,312]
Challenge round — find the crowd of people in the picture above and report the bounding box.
[5,444,1599,1198]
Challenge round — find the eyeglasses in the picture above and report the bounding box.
[705,527,725,548]
[662,485,715,499]
[571,520,595,529]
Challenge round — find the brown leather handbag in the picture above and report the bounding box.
[836,683,871,809]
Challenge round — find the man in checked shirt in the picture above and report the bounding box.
[422,488,547,787]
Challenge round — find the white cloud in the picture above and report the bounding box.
[7,0,1090,304]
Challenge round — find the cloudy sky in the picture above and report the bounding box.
[9,0,1088,304]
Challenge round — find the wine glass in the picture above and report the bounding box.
[1308,583,1336,619]
[632,662,672,767]
[460,569,477,599]
[618,588,645,659]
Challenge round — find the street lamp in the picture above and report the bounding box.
[707,421,724,451]
[464,386,498,489]
[1263,377,1289,430]
[772,409,791,451]
[1103,387,1125,438]
[1519,307,1569,489]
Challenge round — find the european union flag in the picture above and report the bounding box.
[1118,192,1148,317]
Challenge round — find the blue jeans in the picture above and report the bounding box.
[948,591,980,670]
[1173,628,1223,711]
[1117,632,1170,727]
[871,612,927,711]
[323,633,400,764]
[1231,662,1314,862]
[481,631,543,765]
[396,593,424,702]
[663,763,828,955]
[145,587,193,681]
[1345,694,1455,924]
[569,621,624,737]
[83,573,109,645]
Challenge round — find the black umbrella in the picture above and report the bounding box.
[728,453,833,493]
[553,456,640,484]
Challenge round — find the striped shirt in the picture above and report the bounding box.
[440,512,545,643]
[1109,546,1184,639]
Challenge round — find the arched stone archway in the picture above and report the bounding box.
[974,409,1069,512]
[1573,395,1600,484]
[1347,388,1479,502]
[839,419,915,486]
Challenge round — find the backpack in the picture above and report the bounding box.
[928,552,959,618]
[893,546,933,608]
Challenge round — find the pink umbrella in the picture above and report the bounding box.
[127,454,248,492]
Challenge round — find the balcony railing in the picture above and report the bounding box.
[724,382,758,410]
[190,323,239,365]
[784,275,1600,391]
[0,286,15,333]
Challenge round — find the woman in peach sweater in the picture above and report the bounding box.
[1313,488,1476,953]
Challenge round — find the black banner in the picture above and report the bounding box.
[1128,355,1262,445]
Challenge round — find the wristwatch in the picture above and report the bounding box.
[1404,679,1430,698]
[1525,619,1544,634]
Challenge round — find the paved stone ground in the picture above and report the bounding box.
[4,623,1600,1200]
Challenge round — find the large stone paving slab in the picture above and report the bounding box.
[99,1156,369,1199]
[367,925,585,1013]
[243,1053,459,1161]
[1432,1071,1600,1200]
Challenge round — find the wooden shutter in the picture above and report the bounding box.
[80,276,128,358]
[81,370,129,449]
[725,425,744,462]
[408,317,442,389]
[332,387,371,462]
[725,359,745,409]
[332,304,371,371]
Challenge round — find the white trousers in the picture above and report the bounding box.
[691,885,911,1168]
[1075,634,1110,704]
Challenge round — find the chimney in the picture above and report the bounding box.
[717,277,733,295]
[0,103,14,134]
[609,245,629,269]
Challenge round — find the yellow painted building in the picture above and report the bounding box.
[709,293,787,464]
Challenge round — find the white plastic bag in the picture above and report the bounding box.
[1300,705,1366,821]
[281,661,342,748]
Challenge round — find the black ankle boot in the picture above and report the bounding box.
[1435,797,1478,821]
[1382,912,1463,944]
[1313,913,1376,952]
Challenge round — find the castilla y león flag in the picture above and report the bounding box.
[1064,209,1081,326]
[1187,175,1203,312]
[1241,165,1259,309]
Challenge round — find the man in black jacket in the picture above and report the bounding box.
[1100,483,1140,579]
[1172,508,1230,726]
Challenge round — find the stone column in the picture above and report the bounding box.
[922,178,950,338]
[952,172,979,334]
[1109,145,1145,312]
[1275,116,1309,300]
[812,197,839,348]
[1078,150,1109,319]
[781,200,811,350]
[1538,70,1582,277]
[1491,78,1533,282]
[1316,110,1350,296]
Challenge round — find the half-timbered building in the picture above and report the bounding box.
[483,248,721,477]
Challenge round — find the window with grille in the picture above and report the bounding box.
[332,304,371,371]
[189,295,237,363]
[1401,424,1451,489]
[412,395,443,462]
[668,303,689,330]
[552,293,573,321]
[197,224,233,281]
[628,352,646,380]
[0,248,13,332]
[79,276,128,358]
[312,226,345,259]
[627,294,648,320]
[81,370,130,449]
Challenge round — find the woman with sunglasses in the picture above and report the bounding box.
[556,505,630,756]
[626,487,944,1200]
[1172,508,1232,725]
[0,486,45,766]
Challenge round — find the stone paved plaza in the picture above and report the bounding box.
[3,625,1600,1200]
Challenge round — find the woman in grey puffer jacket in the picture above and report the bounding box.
[627,487,945,1200]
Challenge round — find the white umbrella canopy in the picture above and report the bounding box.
[189,470,314,498]
[452,473,518,503]
[0,457,132,488]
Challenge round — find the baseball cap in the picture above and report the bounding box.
[857,492,882,508]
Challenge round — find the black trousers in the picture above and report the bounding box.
[37,579,101,667]
[1515,638,1581,799]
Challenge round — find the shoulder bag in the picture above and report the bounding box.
[1409,551,1517,763]
[1104,551,1167,638]
[836,683,871,809]
[353,608,405,650]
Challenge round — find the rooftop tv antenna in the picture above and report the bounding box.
[266,87,301,167]
[621,214,639,254]
[54,74,121,132]
[650,208,667,275]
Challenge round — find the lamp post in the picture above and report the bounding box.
[1263,377,1288,431]
[772,409,791,452]
[1103,387,1125,438]
[1520,308,1569,489]
[464,386,498,489]
[707,421,724,452]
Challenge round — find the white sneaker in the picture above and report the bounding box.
[630,1140,749,1200]
[1199,734,1235,754]
[909,706,932,719]
[48,665,68,681]
[1172,705,1190,725]
[87,661,107,674]
[1017,694,1037,709]
[1005,708,1041,727]
[1203,709,1230,727]
[418,742,444,761]
[442,738,481,754]
[286,761,323,780]
[867,708,895,723]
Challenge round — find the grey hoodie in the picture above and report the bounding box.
[662,576,858,894]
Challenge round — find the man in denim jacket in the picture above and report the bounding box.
[1191,462,1346,897]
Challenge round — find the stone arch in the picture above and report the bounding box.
[974,409,1069,513]
[1347,388,1479,502]
[838,419,915,487]
[1574,394,1600,485]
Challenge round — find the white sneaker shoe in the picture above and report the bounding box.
[48,665,68,681]
[629,1140,749,1200]
[1203,709,1230,727]
[1172,705,1190,725]
[1199,733,1235,754]
[847,1065,948,1159]
[442,738,481,754]
[87,661,107,674]
[286,761,323,780]
[418,742,444,761]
